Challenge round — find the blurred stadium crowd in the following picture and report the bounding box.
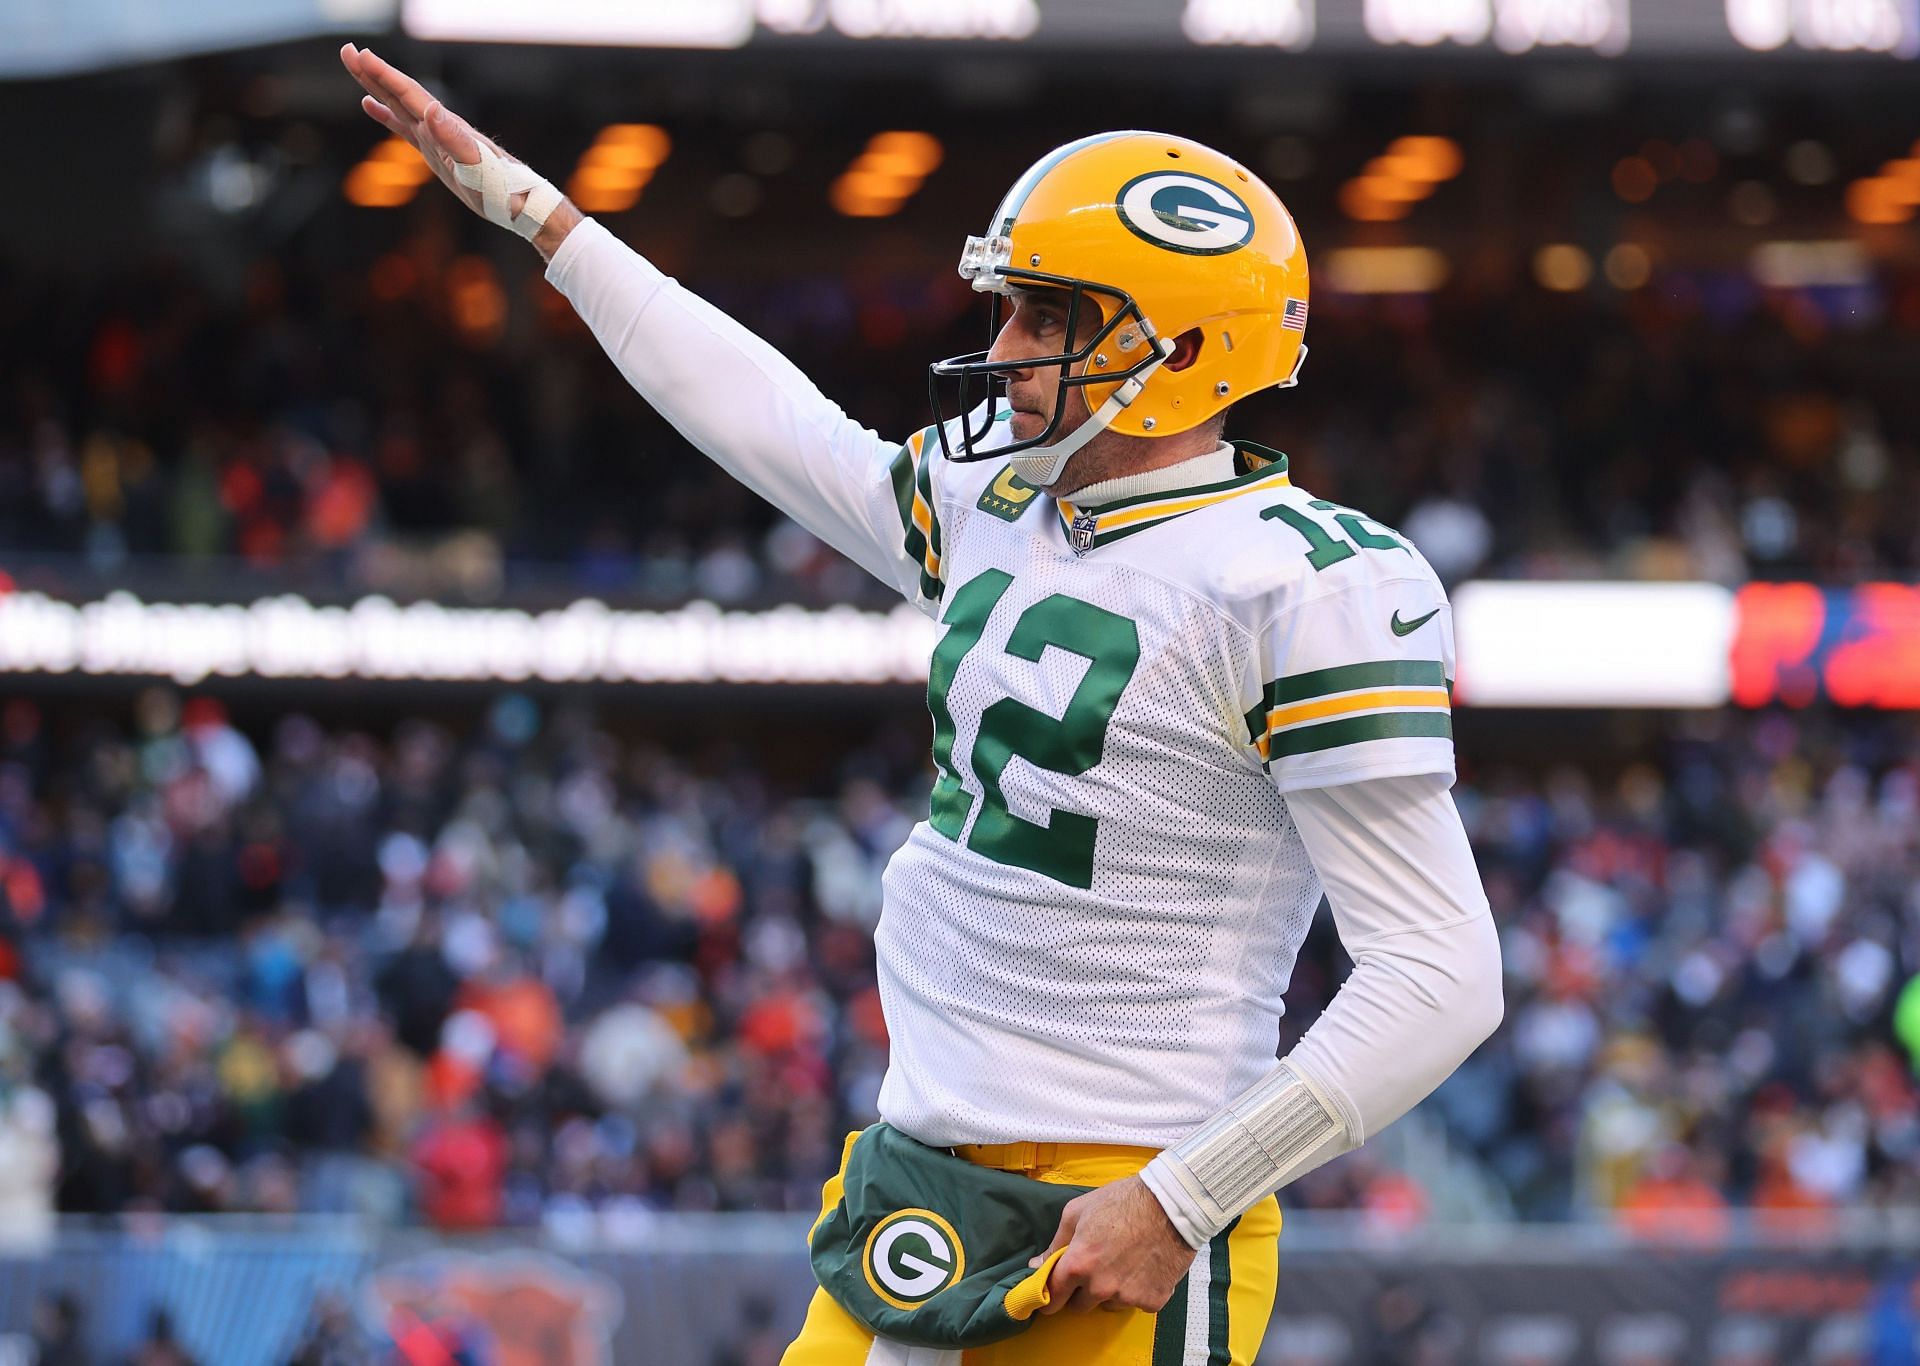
[3,209,1919,609]
[0,689,1914,1236]
[4,65,1920,1260]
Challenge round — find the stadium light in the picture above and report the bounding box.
[1337,179,1412,221]
[343,137,434,208]
[343,167,418,207]
[830,178,903,218]
[598,124,672,163]
[1384,136,1463,182]
[1750,240,1871,288]
[568,125,672,214]
[1452,582,1735,708]
[1879,158,1920,194]
[831,132,943,218]
[1325,247,1448,294]
[1533,244,1593,292]
[1366,153,1437,186]
[866,131,944,172]
[1845,177,1915,225]
[583,144,663,174]
[1357,174,1433,204]
[1341,135,1460,223]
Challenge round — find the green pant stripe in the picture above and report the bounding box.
[1268,709,1453,759]
[1152,1270,1191,1366]
[1207,1220,1236,1365]
[1266,658,1446,707]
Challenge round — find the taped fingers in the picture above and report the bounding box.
[451,143,563,239]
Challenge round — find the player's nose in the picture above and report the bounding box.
[984,316,1037,375]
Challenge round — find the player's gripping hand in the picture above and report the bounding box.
[338,44,580,256]
[1031,1175,1197,1315]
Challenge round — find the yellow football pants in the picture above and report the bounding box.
[781,1137,1280,1366]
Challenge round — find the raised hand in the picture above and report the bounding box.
[339,44,506,215]
[340,43,580,253]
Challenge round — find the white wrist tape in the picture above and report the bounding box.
[454,142,563,240]
[1141,1062,1353,1248]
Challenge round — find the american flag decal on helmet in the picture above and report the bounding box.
[1282,297,1309,331]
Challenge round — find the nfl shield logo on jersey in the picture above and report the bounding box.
[1070,511,1098,556]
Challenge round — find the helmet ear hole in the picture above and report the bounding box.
[1163,327,1205,374]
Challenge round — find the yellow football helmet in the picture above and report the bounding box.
[929,131,1309,484]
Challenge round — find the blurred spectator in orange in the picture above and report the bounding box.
[1617,1145,1731,1243]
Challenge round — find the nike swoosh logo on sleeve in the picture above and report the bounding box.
[1390,607,1440,637]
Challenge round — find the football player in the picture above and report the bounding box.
[342,44,1503,1366]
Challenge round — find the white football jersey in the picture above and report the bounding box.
[542,220,1475,1153]
[856,414,1457,1148]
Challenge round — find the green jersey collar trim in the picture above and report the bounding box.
[1055,445,1291,553]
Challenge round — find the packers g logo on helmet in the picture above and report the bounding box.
[1114,172,1256,255]
[862,1209,966,1311]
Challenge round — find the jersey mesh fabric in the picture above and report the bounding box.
[875,503,1325,1147]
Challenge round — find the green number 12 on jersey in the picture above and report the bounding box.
[1261,498,1408,570]
[924,570,1140,889]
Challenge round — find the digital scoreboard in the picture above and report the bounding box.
[400,0,1920,57]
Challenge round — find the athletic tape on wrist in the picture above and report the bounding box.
[1158,1062,1350,1240]
[453,142,562,240]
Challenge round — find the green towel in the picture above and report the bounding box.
[809,1124,1088,1350]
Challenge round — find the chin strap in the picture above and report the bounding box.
[1008,341,1172,488]
[454,142,564,240]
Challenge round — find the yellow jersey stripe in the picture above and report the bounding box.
[1266,687,1451,733]
[1093,471,1293,530]
[1055,469,1293,543]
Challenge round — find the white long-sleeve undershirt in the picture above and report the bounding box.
[1141,773,1502,1245]
[545,216,906,589]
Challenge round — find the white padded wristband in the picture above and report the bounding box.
[1140,1061,1352,1248]
[454,142,563,240]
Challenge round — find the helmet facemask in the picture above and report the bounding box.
[927,234,1172,488]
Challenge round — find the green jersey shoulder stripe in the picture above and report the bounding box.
[888,427,945,602]
[1268,658,1446,707]
[1246,661,1453,765]
[1267,709,1453,760]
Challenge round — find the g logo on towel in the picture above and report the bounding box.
[863,1208,967,1310]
